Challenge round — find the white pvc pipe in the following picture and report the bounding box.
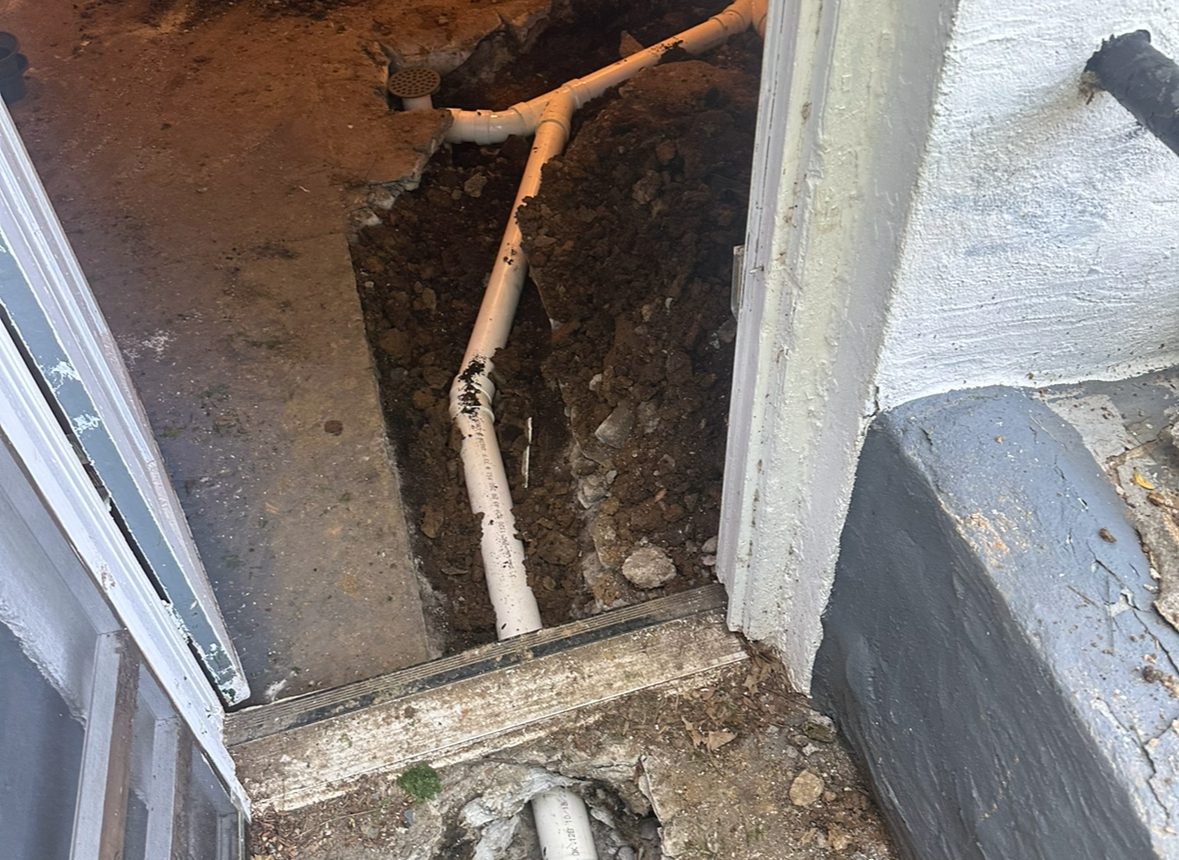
[403,94,435,111]
[532,787,599,859]
[445,0,766,144]
[449,91,575,639]
[445,5,766,855]
[448,87,597,860]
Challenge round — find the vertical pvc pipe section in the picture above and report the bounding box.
[402,94,435,111]
[445,6,767,854]
[450,92,573,639]
[448,90,597,859]
[533,787,599,859]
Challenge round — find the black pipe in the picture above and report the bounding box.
[1085,30,1179,156]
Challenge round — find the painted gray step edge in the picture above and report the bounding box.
[816,386,1179,860]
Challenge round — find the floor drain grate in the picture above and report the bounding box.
[387,66,441,99]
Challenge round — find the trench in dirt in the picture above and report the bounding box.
[351,0,761,651]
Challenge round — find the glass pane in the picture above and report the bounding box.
[121,664,159,860]
[0,621,85,860]
[182,745,240,860]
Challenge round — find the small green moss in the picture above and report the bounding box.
[397,763,442,802]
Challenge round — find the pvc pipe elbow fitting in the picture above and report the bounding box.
[446,106,535,144]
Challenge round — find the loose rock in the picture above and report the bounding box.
[789,769,825,807]
[802,715,838,744]
[594,402,636,449]
[462,173,488,198]
[378,328,412,363]
[591,517,624,568]
[577,472,611,508]
[420,504,444,540]
[621,545,676,589]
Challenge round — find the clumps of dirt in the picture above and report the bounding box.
[354,16,759,648]
[513,58,759,613]
[352,137,548,650]
[436,0,736,111]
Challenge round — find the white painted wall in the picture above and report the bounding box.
[724,0,1179,689]
[877,2,1179,407]
[720,0,957,691]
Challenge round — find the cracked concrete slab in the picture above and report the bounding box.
[380,0,555,74]
[248,660,896,859]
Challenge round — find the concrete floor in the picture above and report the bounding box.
[0,0,548,702]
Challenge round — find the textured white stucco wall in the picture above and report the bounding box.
[720,0,957,690]
[876,2,1179,408]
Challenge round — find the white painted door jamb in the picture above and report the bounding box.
[0,288,248,813]
[718,0,959,690]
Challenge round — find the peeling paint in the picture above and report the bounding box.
[45,359,81,392]
[70,412,102,434]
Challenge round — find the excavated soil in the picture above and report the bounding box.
[353,7,759,649]
[515,57,757,616]
[248,654,896,859]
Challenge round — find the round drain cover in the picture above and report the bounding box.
[387,66,442,99]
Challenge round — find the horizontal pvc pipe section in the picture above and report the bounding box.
[445,3,766,856]
[445,0,766,144]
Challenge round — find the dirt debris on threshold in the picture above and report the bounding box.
[352,1,759,650]
[248,655,896,859]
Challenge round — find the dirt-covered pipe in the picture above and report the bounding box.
[448,89,598,860]
[445,5,768,855]
[1085,30,1179,156]
[445,0,767,145]
[449,92,573,639]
